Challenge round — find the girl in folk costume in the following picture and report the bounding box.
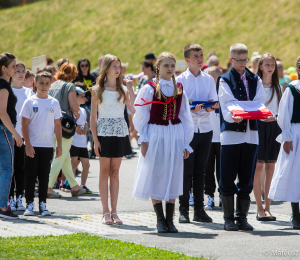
[132,52,194,233]
[90,54,135,225]
[268,57,300,229]
[253,53,282,221]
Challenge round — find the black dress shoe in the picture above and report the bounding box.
[165,203,178,233]
[256,213,269,221]
[179,207,190,223]
[153,202,168,233]
[193,207,212,222]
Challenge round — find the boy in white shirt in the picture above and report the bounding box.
[218,43,274,231]
[70,87,91,193]
[177,43,218,223]
[20,71,62,216]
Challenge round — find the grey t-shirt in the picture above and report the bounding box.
[48,80,76,117]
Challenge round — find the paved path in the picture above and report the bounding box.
[1,142,300,260]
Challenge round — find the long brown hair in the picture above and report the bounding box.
[0,52,16,77]
[95,54,126,104]
[155,52,182,100]
[296,56,300,79]
[256,53,282,106]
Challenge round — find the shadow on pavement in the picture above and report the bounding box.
[108,224,156,232]
[148,232,219,239]
[180,222,224,231]
[251,230,299,236]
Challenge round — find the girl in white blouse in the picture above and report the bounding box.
[90,54,135,225]
[132,52,194,233]
[268,57,300,229]
[253,53,282,221]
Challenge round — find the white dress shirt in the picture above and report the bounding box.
[218,74,265,145]
[263,86,281,117]
[176,68,218,133]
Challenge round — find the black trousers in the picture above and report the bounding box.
[219,143,258,200]
[204,142,221,198]
[9,143,25,198]
[24,147,53,204]
[179,131,213,209]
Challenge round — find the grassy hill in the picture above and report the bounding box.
[0,0,300,73]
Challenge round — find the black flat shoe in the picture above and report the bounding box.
[256,213,269,221]
[267,215,276,221]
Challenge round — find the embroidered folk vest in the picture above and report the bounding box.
[148,81,183,126]
[287,84,300,124]
[217,67,259,133]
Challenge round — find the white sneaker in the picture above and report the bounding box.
[39,202,51,216]
[9,196,16,211]
[15,195,26,211]
[189,192,194,206]
[204,195,215,210]
[24,202,35,216]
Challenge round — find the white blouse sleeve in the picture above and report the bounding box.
[178,91,194,153]
[253,77,265,103]
[276,87,294,143]
[218,80,236,123]
[132,85,154,144]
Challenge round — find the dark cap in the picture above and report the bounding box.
[145,52,157,60]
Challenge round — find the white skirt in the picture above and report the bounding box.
[132,123,185,201]
[268,124,300,202]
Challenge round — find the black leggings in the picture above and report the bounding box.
[10,143,25,198]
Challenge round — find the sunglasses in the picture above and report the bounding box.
[80,64,89,68]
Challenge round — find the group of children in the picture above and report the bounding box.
[0,44,299,232]
[0,56,92,219]
[132,43,300,233]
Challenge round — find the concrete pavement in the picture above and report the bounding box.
[1,141,299,260]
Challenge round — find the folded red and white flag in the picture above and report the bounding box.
[225,101,273,120]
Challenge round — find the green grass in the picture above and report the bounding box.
[0,233,207,259]
[0,0,299,72]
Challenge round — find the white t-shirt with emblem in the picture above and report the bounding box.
[20,95,62,147]
[12,86,34,137]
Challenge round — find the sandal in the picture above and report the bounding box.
[111,213,123,225]
[102,213,113,225]
[71,187,86,197]
[47,191,61,198]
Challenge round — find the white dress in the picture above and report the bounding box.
[268,80,300,202]
[132,78,194,201]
